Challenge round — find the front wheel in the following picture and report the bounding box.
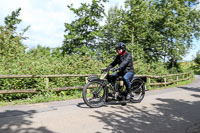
[130,79,145,103]
[82,81,107,108]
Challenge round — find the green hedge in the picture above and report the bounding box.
[0,52,191,101]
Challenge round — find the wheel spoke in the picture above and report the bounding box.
[83,81,106,108]
[130,80,145,103]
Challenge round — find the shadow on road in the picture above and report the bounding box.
[178,86,200,92]
[191,94,200,98]
[76,101,128,109]
[90,96,200,133]
[0,110,55,133]
[76,102,90,108]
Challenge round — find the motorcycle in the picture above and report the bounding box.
[82,68,146,108]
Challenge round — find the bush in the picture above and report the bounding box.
[194,51,200,65]
[0,46,192,101]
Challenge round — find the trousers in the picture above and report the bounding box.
[111,71,134,92]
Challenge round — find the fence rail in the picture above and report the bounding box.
[0,72,193,94]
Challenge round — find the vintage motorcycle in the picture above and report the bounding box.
[82,68,146,108]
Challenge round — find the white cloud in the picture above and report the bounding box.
[0,0,126,48]
[183,39,200,61]
[0,0,93,48]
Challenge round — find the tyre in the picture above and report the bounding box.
[82,81,107,108]
[130,79,145,103]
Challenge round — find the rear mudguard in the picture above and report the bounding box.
[87,78,108,91]
[131,77,144,83]
[88,78,101,82]
[131,77,147,91]
[87,75,101,82]
[132,76,147,83]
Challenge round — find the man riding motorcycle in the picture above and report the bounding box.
[106,42,134,100]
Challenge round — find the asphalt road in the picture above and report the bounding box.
[0,75,200,133]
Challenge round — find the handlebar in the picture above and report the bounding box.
[101,68,109,74]
[101,67,119,73]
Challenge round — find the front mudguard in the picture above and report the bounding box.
[87,75,101,82]
[86,79,108,101]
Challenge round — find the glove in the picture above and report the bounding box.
[111,67,119,72]
[106,65,112,70]
[101,68,107,73]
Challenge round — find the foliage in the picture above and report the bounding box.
[0,2,199,102]
[101,6,129,52]
[193,50,200,74]
[62,0,107,55]
[0,8,29,62]
[194,50,200,65]
[0,46,107,100]
[101,0,200,66]
[154,0,200,67]
[0,44,190,101]
[4,8,22,31]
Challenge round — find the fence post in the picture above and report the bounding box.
[190,72,192,79]
[85,76,90,93]
[147,77,151,89]
[176,75,179,84]
[45,77,49,90]
[164,77,167,87]
[85,77,88,84]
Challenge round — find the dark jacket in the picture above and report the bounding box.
[109,51,134,74]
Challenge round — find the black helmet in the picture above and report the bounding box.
[115,42,126,51]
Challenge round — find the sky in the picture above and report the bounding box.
[0,0,124,48]
[0,0,199,61]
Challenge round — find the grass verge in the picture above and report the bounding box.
[0,90,82,106]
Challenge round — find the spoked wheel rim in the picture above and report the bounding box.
[130,80,145,103]
[83,81,106,107]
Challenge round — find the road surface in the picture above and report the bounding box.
[0,75,200,133]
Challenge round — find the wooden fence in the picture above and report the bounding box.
[0,72,193,94]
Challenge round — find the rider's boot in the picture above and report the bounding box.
[115,92,119,100]
[126,93,133,100]
[126,87,133,100]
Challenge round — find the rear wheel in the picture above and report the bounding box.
[82,81,107,108]
[130,79,145,103]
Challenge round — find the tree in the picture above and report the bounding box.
[0,8,29,61]
[124,0,152,61]
[62,0,107,55]
[4,8,22,31]
[123,0,200,65]
[100,6,130,53]
[194,50,200,65]
[154,0,200,68]
[100,5,146,60]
